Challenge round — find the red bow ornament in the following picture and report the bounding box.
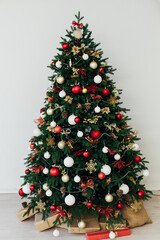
[72,21,83,29]
[86,84,99,93]
[80,179,94,190]
[30,165,44,173]
[114,160,125,169]
[97,206,113,220]
[91,94,102,99]
[54,206,67,220]
[34,117,45,126]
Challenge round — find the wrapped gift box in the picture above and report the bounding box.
[17,206,38,221]
[99,217,126,230]
[69,214,100,234]
[86,227,131,240]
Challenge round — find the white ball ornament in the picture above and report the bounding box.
[119,184,129,195]
[46,189,52,197]
[73,29,82,39]
[62,174,70,183]
[109,231,116,239]
[114,153,121,161]
[102,146,108,153]
[44,151,51,159]
[78,220,86,229]
[53,229,60,237]
[38,141,43,145]
[33,128,42,137]
[94,75,102,84]
[105,194,113,203]
[59,90,66,98]
[82,54,89,60]
[47,108,54,115]
[50,120,56,127]
[94,106,101,113]
[143,170,149,177]
[65,194,76,206]
[74,175,81,183]
[58,141,65,149]
[132,143,139,151]
[57,76,65,84]
[43,168,49,175]
[64,156,74,167]
[68,114,76,125]
[55,60,62,69]
[90,61,98,69]
[43,183,49,191]
[22,183,31,194]
[77,131,83,138]
[101,165,111,175]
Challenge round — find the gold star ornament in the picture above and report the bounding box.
[85,160,97,174]
[108,95,118,106]
[71,46,80,55]
[35,199,46,212]
[46,135,56,147]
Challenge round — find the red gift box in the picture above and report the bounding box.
[86,227,131,240]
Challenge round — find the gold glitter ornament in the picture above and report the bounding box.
[84,102,91,110]
[64,96,73,104]
[46,135,56,147]
[108,95,118,106]
[71,45,80,55]
[85,160,97,174]
[35,200,46,212]
[101,107,110,114]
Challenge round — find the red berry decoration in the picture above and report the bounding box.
[87,202,93,208]
[18,188,24,197]
[48,97,54,102]
[72,85,82,94]
[135,156,141,163]
[83,151,90,158]
[74,117,80,123]
[30,143,35,150]
[102,88,110,95]
[25,169,30,174]
[50,205,56,211]
[98,172,105,180]
[99,67,104,73]
[91,130,101,139]
[117,202,123,209]
[54,126,62,133]
[30,185,35,191]
[62,43,69,50]
[50,167,60,177]
[137,190,145,197]
[117,113,122,119]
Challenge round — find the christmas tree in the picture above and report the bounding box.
[19,12,151,229]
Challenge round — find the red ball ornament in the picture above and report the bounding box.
[25,169,30,174]
[137,190,145,197]
[30,143,35,150]
[51,62,55,66]
[98,172,105,180]
[83,151,90,158]
[102,88,110,95]
[40,107,45,113]
[72,85,82,94]
[74,117,80,123]
[117,113,122,119]
[50,167,60,177]
[135,156,141,163]
[48,97,54,102]
[62,43,69,50]
[19,188,24,197]
[30,185,35,191]
[117,202,123,209]
[50,205,56,211]
[54,126,62,133]
[87,202,93,208]
[99,67,104,73]
[91,130,101,139]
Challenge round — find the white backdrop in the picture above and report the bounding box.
[0,0,160,192]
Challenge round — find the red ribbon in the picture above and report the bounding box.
[78,68,86,75]
[86,84,99,93]
[54,206,67,219]
[97,206,113,220]
[72,21,83,29]
[73,149,83,156]
[34,117,45,126]
[108,149,117,155]
[30,165,44,173]
[114,160,125,169]
[80,179,94,190]
[91,94,102,99]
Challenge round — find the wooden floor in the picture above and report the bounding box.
[0,192,159,240]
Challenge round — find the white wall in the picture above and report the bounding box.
[0,0,160,193]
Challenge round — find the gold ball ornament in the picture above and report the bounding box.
[89,61,98,69]
[105,193,113,202]
[58,141,66,149]
[61,174,70,183]
[57,76,65,84]
[73,29,82,39]
[78,220,86,229]
[82,88,88,94]
[47,108,54,115]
